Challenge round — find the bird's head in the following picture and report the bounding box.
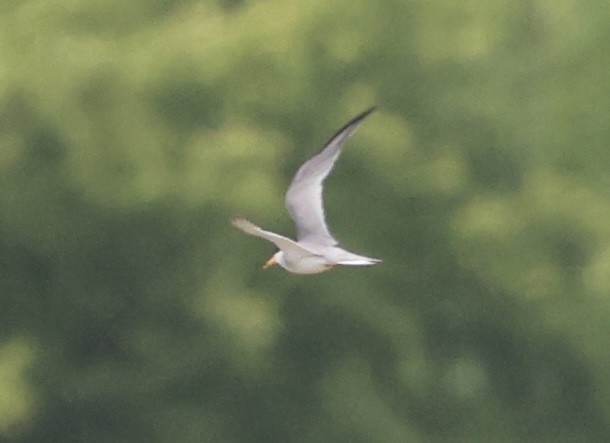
[263,251,284,270]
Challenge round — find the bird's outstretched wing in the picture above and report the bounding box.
[231,217,318,258]
[285,107,375,246]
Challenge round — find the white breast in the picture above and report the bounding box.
[281,254,332,274]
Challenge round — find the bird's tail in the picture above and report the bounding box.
[336,251,382,266]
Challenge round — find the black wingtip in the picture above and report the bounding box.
[326,106,377,144]
[345,106,377,128]
[354,106,377,122]
[362,106,377,115]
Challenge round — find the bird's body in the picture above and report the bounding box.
[231,108,381,274]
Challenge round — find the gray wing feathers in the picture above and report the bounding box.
[230,217,317,257]
[285,108,375,245]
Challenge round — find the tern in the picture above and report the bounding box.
[231,108,381,274]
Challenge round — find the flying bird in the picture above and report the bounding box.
[231,108,381,274]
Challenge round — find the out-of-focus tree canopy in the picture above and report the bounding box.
[1,0,610,441]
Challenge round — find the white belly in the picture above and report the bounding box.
[282,254,332,274]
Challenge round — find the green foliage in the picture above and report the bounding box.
[1,0,610,441]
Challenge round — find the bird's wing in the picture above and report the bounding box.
[284,107,375,246]
[231,217,319,258]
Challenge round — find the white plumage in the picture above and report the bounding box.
[231,108,381,274]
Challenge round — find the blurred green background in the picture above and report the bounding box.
[1,0,610,441]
